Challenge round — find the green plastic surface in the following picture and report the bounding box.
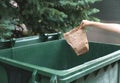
[0,65,8,83]
[0,39,120,83]
[14,35,40,47]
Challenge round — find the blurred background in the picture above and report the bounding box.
[0,0,120,44]
[88,0,120,44]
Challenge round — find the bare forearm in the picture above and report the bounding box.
[81,20,120,34]
[90,22,120,34]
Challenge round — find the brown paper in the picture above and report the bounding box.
[64,26,89,55]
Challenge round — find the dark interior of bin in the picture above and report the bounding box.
[1,39,120,70]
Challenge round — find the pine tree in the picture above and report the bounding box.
[14,0,101,34]
[0,0,17,39]
[0,0,101,38]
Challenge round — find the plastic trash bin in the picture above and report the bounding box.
[0,36,40,49]
[0,33,61,49]
[14,35,41,47]
[0,39,15,49]
[0,39,120,83]
[14,32,61,47]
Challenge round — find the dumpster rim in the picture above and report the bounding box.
[0,50,120,77]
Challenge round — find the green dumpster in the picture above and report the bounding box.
[0,39,120,83]
[0,33,61,49]
[15,32,61,47]
[14,35,41,47]
[0,36,40,49]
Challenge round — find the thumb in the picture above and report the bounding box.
[79,22,85,29]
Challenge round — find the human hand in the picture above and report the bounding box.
[80,20,93,29]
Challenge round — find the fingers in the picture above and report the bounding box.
[80,20,92,29]
[79,20,87,29]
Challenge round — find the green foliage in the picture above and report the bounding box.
[0,0,17,39]
[14,0,101,34]
[0,18,15,39]
[0,0,101,38]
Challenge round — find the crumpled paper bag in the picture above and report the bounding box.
[64,26,89,56]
